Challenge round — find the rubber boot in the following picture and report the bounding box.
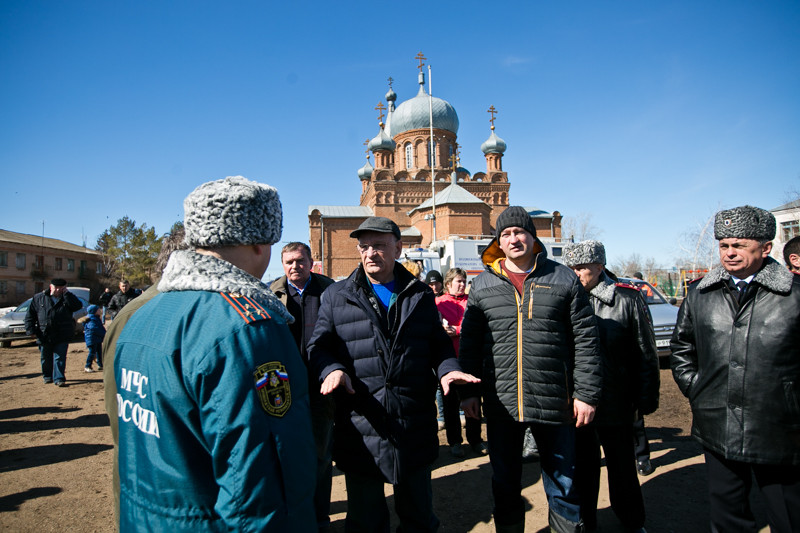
[548,508,584,533]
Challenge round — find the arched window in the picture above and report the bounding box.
[405,144,413,169]
[428,141,438,167]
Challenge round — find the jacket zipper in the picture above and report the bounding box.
[515,290,524,421]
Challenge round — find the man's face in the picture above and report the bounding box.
[356,231,402,283]
[498,227,535,263]
[50,284,66,297]
[282,249,312,285]
[571,263,605,291]
[718,238,772,278]
[428,281,442,294]
[119,282,129,292]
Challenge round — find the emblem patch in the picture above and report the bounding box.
[254,362,291,417]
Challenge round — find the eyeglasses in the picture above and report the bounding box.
[356,243,391,254]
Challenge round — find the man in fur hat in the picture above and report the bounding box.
[564,240,659,533]
[459,205,602,533]
[113,176,316,532]
[671,205,800,533]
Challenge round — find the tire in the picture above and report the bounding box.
[0,340,11,348]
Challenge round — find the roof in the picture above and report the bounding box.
[307,206,374,217]
[401,226,421,237]
[772,199,800,212]
[410,183,485,214]
[523,206,554,219]
[0,229,101,256]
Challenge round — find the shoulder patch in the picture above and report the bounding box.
[220,292,272,323]
[254,361,292,417]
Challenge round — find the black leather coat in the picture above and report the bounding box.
[459,239,601,424]
[671,258,800,465]
[24,289,82,344]
[308,264,460,484]
[586,273,660,426]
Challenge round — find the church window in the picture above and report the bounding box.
[405,144,413,169]
[428,141,437,167]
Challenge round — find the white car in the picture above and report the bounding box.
[618,278,679,359]
[0,287,91,348]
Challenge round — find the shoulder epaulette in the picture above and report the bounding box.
[220,292,272,323]
[689,276,705,284]
[615,282,639,291]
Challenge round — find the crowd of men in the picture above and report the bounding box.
[63,174,795,533]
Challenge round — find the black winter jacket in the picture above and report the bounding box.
[108,288,139,315]
[24,289,82,344]
[671,258,800,465]
[586,272,659,426]
[308,264,460,484]
[459,240,601,424]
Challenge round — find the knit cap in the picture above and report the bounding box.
[714,205,776,241]
[495,206,537,239]
[183,176,282,247]
[563,240,606,267]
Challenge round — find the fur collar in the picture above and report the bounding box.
[588,271,616,305]
[158,250,293,323]
[697,256,793,294]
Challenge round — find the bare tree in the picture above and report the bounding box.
[675,212,718,272]
[561,212,603,242]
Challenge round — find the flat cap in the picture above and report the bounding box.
[350,216,402,240]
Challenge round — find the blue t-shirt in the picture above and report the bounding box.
[371,280,397,310]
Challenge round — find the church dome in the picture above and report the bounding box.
[357,159,374,181]
[481,129,507,154]
[368,128,395,152]
[389,82,459,136]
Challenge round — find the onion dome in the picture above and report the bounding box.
[368,127,395,152]
[385,87,397,105]
[388,71,459,136]
[357,158,374,181]
[481,128,507,154]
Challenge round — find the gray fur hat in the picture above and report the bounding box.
[183,176,282,247]
[714,205,775,241]
[563,240,606,267]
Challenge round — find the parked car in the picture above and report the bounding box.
[0,287,91,348]
[618,278,679,358]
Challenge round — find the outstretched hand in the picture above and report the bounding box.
[320,370,355,396]
[440,370,480,396]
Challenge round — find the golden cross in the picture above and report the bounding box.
[449,143,461,171]
[375,101,386,123]
[488,106,498,128]
[387,76,394,90]
[363,139,370,156]
[415,52,427,71]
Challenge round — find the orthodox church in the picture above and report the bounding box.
[308,56,562,279]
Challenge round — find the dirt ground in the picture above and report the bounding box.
[0,341,770,532]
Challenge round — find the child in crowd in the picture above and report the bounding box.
[82,305,105,372]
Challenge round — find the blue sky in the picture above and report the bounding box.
[2,1,798,280]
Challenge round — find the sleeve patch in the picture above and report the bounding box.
[254,362,292,417]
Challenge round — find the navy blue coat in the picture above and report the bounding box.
[309,264,460,484]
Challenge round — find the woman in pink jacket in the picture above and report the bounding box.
[436,268,487,457]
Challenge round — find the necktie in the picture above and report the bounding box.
[736,280,748,303]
